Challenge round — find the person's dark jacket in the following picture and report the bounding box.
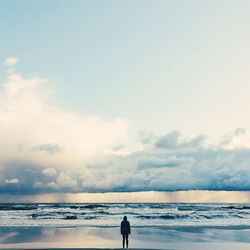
[120,220,131,234]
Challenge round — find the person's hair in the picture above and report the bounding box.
[123,216,127,221]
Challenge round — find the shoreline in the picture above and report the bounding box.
[0,248,167,250]
[1,225,250,249]
[2,224,250,230]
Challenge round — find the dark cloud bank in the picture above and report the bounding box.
[1,129,250,195]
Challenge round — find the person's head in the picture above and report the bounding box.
[123,216,127,221]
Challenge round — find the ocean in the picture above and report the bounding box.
[1,203,250,227]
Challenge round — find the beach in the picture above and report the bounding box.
[1,203,250,249]
[1,225,250,249]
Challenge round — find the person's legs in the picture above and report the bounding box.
[126,234,129,248]
[122,234,125,248]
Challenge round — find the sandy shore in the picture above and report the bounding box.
[1,226,250,249]
[0,248,171,250]
[0,249,166,250]
[1,245,250,250]
[0,248,167,250]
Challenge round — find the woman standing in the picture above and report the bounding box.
[120,216,131,249]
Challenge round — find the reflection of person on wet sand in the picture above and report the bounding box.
[120,216,131,249]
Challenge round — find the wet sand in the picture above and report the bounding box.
[1,226,250,249]
[0,248,170,250]
[0,248,167,250]
[1,245,250,250]
[0,249,167,250]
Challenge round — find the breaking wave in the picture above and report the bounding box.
[1,203,250,227]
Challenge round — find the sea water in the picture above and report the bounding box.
[0,203,250,227]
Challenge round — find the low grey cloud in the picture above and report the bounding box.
[5,178,19,184]
[42,168,57,176]
[155,130,206,149]
[220,128,246,146]
[2,129,250,194]
[139,131,157,145]
[31,144,62,155]
[137,156,193,170]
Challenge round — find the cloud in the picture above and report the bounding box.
[0,69,129,170]
[1,60,250,194]
[139,131,157,144]
[155,130,206,149]
[42,168,57,176]
[31,144,62,155]
[2,127,250,194]
[5,178,19,184]
[137,156,194,170]
[220,128,246,148]
[4,57,19,67]
[0,60,130,194]
[71,130,250,192]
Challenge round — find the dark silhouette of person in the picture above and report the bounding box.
[120,216,131,249]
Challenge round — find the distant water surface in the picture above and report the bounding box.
[0,203,250,227]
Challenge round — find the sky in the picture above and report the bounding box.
[1,0,250,201]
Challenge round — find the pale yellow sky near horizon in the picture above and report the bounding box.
[2,191,250,203]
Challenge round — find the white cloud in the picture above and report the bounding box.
[56,172,78,189]
[3,127,250,193]
[4,57,19,67]
[2,61,250,194]
[42,168,57,176]
[0,70,130,171]
[5,178,19,184]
